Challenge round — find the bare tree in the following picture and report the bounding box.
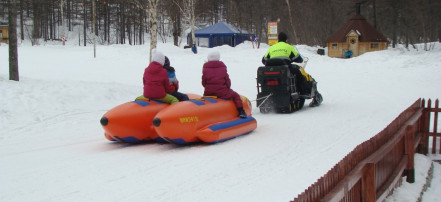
[92,0,96,56]
[186,0,196,49]
[83,0,87,46]
[19,0,24,40]
[164,0,181,46]
[31,0,41,45]
[131,0,160,61]
[285,0,298,43]
[4,0,441,48]
[148,0,159,61]
[9,0,19,81]
[60,0,66,45]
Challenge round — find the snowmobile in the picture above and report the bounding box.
[256,57,322,113]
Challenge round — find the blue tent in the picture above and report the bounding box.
[188,22,254,48]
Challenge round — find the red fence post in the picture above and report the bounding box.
[361,163,376,202]
[418,99,430,154]
[405,125,415,183]
[432,100,438,154]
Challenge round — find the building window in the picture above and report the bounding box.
[371,43,379,49]
[332,44,338,49]
[197,37,209,47]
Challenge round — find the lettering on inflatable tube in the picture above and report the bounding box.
[179,116,199,123]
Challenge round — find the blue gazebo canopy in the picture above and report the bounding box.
[188,22,254,48]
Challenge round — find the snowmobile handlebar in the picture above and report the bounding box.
[297,55,309,68]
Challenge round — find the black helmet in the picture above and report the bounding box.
[278,32,288,42]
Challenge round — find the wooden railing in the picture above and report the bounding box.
[291,98,440,202]
[419,99,441,155]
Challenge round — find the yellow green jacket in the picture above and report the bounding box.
[262,42,302,64]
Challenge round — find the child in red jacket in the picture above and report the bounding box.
[143,49,179,104]
[202,50,246,118]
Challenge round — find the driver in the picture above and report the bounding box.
[262,32,307,93]
[262,32,322,107]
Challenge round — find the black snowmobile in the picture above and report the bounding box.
[256,57,322,113]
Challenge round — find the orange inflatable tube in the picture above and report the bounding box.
[152,96,257,144]
[100,94,201,143]
[100,99,169,143]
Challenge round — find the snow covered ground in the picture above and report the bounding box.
[1,40,440,202]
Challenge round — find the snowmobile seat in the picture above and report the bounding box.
[264,58,290,66]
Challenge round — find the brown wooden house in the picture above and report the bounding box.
[325,13,388,58]
[0,22,8,44]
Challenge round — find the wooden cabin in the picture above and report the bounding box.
[0,22,8,44]
[325,13,388,58]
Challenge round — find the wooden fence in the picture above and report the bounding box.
[291,98,440,202]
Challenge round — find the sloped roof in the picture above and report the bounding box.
[325,15,387,43]
[195,22,249,35]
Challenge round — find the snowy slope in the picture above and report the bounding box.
[1,41,440,202]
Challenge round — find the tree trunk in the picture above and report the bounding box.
[285,0,299,44]
[139,8,144,45]
[32,1,41,44]
[92,0,96,57]
[67,0,71,31]
[83,0,87,46]
[19,0,24,40]
[148,0,159,62]
[52,0,56,40]
[61,0,65,45]
[189,0,196,48]
[128,3,132,45]
[391,4,398,48]
[107,3,111,44]
[9,0,20,81]
[120,2,126,44]
[171,2,180,47]
[43,3,48,41]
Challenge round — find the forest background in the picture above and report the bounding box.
[1,0,441,49]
